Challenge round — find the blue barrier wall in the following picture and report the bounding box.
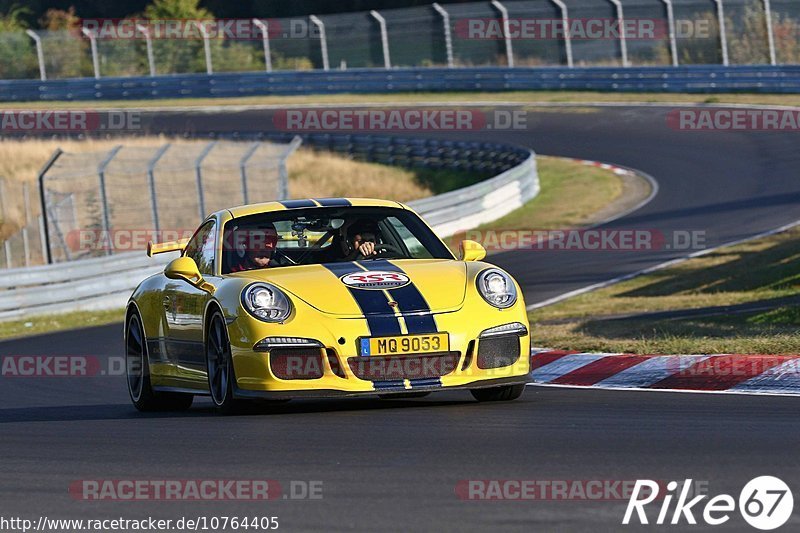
[1,66,799,102]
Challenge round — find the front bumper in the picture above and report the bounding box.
[228,306,531,398]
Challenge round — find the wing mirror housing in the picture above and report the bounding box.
[165,257,215,294]
[459,239,486,262]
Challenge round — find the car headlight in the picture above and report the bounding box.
[476,269,517,309]
[241,283,292,323]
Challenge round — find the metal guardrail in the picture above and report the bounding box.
[0,137,538,319]
[410,152,538,237]
[0,66,799,103]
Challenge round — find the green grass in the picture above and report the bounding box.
[0,309,125,341]
[6,91,800,110]
[438,155,627,253]
[479,156,624,232]
[531,226,800,354]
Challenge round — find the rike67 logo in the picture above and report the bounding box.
[624,477,793,530]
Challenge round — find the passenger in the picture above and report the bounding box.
[229,225,279,272]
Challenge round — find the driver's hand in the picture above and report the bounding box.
[358,241,377,257]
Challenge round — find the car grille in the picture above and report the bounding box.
[270,348,325,380]
[477,336,520,369]
[348,352,459,381]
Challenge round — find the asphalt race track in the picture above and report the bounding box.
[2,105,800,531]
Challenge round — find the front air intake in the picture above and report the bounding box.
[476,336,520,369]
[270,348,325,380]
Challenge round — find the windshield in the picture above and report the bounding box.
[221,206,453,274]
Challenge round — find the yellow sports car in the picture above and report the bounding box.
[125,198,530,413]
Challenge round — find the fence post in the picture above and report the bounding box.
[309,16,330,71]
[25,30,47,81]
[22,182,30,267]
[195,141,217,221]
[0,178,5,223]
[490,0,514,68]
[252,19,273,72]
[192,21,213,74]
[38,215,47,265]
[97,146,122,256]
[713,0,729,66]
[763,0,776,65]
[136,24,156,76]
[81,28,101,79]
[661,0,679,66]
[147,144,171,234]
[370,10,392,69]
[550,0,574,68]
[608,0,629,67]
[0,179,8,269]
[278,137,303,201]
[239,142,260,205]
[432,3,454,68]
[37,148,63,264]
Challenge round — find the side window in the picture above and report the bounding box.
[386,217,433,259]
[184,221,216,276]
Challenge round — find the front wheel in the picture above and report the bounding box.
[206,310,246,414]
[470,384,526,402]
[126,311,193,412]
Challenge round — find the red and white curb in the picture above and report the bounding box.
[529,350,800,396]
[570,158,635,177]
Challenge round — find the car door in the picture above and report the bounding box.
[163,220,218,380]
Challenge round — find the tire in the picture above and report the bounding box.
[206,310,247,414]
[126,311,194,412]
[379,392,431,400]
[470,384,526,402]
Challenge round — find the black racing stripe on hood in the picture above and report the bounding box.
[360,259,438,334]
[322,262,402,336]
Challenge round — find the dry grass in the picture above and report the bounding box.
[287,149,430,202]
[0,137,172,186]
[0,138,431,238]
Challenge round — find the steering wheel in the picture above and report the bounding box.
[358,243,403,259]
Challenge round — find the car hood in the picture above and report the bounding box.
[232,259,467,316]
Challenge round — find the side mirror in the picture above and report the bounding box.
[459,240,486,262]
[165,257,215,294]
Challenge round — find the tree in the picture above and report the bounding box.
[0,5,37,79]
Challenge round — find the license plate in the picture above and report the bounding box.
[360,333,449,357]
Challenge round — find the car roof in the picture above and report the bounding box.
[223,198,409,219]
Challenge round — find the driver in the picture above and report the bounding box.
[342,219,381,260]
[229,224,280,272]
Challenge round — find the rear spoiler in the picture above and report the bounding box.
[147,238,190,257]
